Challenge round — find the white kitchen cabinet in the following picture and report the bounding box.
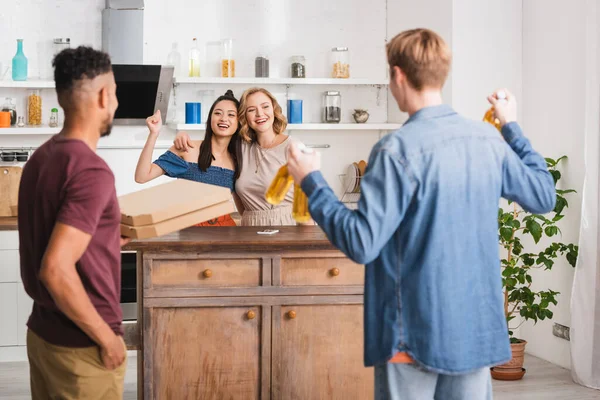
[17,284,32,346]
[0,232,19,250]
[0,283,19,346]
[0,250,18,283]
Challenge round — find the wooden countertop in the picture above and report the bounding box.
[0,217,18,231]
[123,226,337,252]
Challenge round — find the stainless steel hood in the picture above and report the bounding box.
[112,65,173,126]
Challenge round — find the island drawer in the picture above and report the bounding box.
[149,257,264,289]
[280,256,364,286]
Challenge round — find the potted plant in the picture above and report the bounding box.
[492,156,579,381]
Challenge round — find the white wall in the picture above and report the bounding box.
[520,0,587,370]
[452,0,522,121]
[386,0,454,123]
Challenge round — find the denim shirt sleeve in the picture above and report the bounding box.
[500,122,556,214]
[302,149,415,265]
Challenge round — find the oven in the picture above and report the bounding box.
[120,251,137,321]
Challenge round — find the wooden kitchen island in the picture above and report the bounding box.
[124,226,373,400]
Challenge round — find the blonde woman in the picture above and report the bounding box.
[174,87,303,226]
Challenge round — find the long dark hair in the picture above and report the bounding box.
[198,90,243,179]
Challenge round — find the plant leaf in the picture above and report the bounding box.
[556,189,576,195]
[500,227,513,242]
[550,170,561,184]
[526,219,543,243]
[554,196,568,215]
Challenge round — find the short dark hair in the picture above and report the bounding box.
[52,46,112,95]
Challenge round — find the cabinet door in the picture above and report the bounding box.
[144,302,269,400]
[17,284,33,346]
[273,301,374,400]
[0,283,18,346]
[0,249,19,283]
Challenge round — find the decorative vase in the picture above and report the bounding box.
[352,109,369,123]
[12,39,28,81]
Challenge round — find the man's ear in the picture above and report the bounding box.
[98,86,108,110]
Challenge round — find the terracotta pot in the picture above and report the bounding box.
[491,340,527,380]
[491,367,526,381]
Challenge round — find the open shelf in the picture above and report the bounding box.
[0,79,55,88]
[174,77,388,86]
[167,123,400,131]
[0,126,61,135]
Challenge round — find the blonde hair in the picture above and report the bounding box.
[238,87,287,142]
[386,28,451,90]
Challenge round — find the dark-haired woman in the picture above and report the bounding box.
[134,90,242,225]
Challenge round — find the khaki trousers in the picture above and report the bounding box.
[27,329,127,400]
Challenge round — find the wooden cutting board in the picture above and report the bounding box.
[0,166,22,217]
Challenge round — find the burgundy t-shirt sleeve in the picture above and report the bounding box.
[57,166,115,236]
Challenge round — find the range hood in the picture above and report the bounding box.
[112,65,173,125]
[102,0,144,64]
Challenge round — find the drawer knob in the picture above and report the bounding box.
[202,269,213,278]
[287,310,297,320]
[330,268,340,277]
[246,310,256,320]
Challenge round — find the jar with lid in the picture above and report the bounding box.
[323,91,341,123]
[221,39,235,78]
[331,47,350,78]
[2,98,17,126]
[255,54,269,78]
[53,38,70,56]
[27,90,42,126]
[49,108,59,127]
[291,56,306,78]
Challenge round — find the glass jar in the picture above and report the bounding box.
[49,108,59,127]
[205,41,221,77]
[2,98,17,126]
[53,38,70,56]
[331,47,350,78]
[221,39,235,78]
[255,54,269,78]
[291,56,306,78]
[16,116,25,127]
[323,91,341,123]
[166,42,181,78]
[27,90,42,126]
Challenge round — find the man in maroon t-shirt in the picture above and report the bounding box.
[18,46,127,399]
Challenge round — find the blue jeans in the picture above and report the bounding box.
[375,363,492,400]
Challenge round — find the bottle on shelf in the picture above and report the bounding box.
[167,42,182,77]
[12,39,28,81]
[265,144,313,223]
[483,90,507,131]
[189,38,201,77]
[49,108,59,127]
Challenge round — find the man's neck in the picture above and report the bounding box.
[60,116,101,152]
[406,89,444,116]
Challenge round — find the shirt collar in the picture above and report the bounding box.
[405,104,456,124]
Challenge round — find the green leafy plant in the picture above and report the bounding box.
[498,156,579,343]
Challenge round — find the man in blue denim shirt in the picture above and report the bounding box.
[287,29,555,400]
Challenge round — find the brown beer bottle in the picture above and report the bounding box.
[483,90,507,131]
[265,145,312,223]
